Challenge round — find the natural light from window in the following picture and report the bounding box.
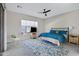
[21,20,38,34]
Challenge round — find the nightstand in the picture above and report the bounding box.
[69,34,79,44]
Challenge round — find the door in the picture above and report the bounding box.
[0,3,4,52]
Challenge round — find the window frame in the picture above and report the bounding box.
[21,20,38,34]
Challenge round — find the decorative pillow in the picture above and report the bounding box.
[58,31,67,35]
[50,30,67,35]
[49,30,56,34]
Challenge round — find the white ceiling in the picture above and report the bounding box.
[6,3,79,19]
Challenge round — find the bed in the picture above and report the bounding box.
[39,28,69,46]
[21,28,69,56]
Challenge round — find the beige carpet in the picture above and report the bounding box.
[2,40,79,56]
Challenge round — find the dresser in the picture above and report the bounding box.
[69,34,79,44]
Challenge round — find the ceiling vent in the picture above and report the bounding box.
[17,5,22,8]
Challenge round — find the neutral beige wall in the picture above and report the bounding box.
[7,10,45,42]
[45,10,79,35]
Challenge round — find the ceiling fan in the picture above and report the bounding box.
[39,9,51,16]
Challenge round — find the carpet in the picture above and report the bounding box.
[22,39,69,56]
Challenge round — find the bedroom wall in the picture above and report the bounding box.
[4,9,7,51]
[45,10,79,35]
[7,10,45,42]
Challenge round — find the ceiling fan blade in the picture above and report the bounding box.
[45,10,51,13]
[45,13,47,16]
[48,10,51,12]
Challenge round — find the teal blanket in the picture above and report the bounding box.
[39,32,66,43]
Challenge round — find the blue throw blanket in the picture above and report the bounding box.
[39,32,66,43]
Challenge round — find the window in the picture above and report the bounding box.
[21,20,38,34]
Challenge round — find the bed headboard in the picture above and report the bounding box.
[51,27,69,31]
[51,27,69,42]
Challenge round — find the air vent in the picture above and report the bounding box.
[17,5,22,8]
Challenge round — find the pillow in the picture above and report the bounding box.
[50,30,67,35]
[49,30,56,34]
[58,31,67,35]
[55,30,60,33]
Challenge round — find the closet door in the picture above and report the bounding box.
[0,4,1,52]
[0,4,4,52]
